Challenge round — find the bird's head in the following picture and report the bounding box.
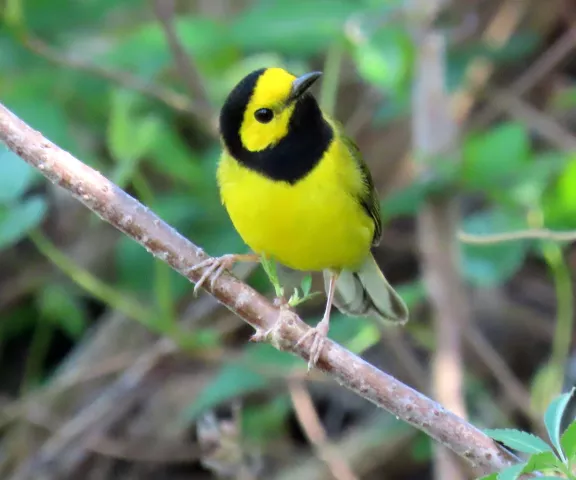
[220,67,323,153]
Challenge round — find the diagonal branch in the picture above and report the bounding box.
[413,27,469,480]
[23,35,202,118]
[0,102,521,478]
[288,380,359,480]
[151,0,212,117]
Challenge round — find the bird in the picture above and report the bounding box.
[190,67,409,370]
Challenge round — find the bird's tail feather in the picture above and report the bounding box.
[323,254,408,325]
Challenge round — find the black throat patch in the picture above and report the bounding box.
[219,69,334,184]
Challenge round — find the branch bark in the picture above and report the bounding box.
[0,102,520,478]
[412,26,469,480]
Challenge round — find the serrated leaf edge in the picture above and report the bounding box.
[484,428,552,454]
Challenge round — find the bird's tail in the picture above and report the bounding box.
[323,253,408,325]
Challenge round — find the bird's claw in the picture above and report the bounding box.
[295,319,329,372]
[189,254,237,295]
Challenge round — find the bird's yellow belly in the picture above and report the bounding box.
[217,154,374,272]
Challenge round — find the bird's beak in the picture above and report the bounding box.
[287,71,322,103]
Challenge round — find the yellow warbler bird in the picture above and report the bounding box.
[192,67,408,369]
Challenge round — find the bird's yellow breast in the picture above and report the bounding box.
[217,138,374,272]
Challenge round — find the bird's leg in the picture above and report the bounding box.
[295,271,339,371]
[188,253,260,295]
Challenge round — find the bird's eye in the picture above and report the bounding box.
[254,108,274,124]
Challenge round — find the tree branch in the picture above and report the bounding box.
[412,13,469,480]
[23,35,202,118]
[288,380,359,480]
[0,102,521,477]
[151,0,212,117]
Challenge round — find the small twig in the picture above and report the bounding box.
[511,26,576,95]
[29,230,151,323]
[288,380,359,480]
[272,413,416,480]
[11,340,174,479]
[412,5,468,478]
[451,0,526,124]
[151,0,212,116]
[23,35,202,118]
[0,102,523,478]
[464,325,535,421]
[487,88,576,151]
[0,352,138,430]
[459,228,576,244]
[474,26,576,128]
[15,404,202,464]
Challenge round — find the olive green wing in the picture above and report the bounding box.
[338,127,383,246]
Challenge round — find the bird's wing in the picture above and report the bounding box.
[337,126,383,246]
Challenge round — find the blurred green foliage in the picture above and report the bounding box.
[1,0,575,466]
[0,148,47,250]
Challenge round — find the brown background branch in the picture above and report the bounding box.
[412,14,469,480]
[0,102,522,478]
[23,35,201,118]
[152,0,212,117]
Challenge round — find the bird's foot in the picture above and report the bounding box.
[189,253,257,295]
[250,303,291,345]
[295,316,330,372]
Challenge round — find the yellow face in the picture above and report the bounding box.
[239,68,297,152]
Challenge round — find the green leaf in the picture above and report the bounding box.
[0,196,48,250]
[496,463,527,480]
[115,192,205,296]
[462,122,530,191]
[241,395,291,443]
[381,179,428,218]
[551,85,576,112]
[521,451,561,473]
[260,254,283,297]
[230,0,356,56]
[460,209,530,287]
[484,429,552,455]
[182,363,267,421]
[4,0,23,28]
[245,343,300,371]
[182,341,301,423]
[115,236,187,300]
[0,149,38,203]
[504,152,567,209]
[146,126,205,190]
[301,274,312,297]
[107,90,161,167]
[543,155,576,230]
[447,33,540,91]
[107,89,135,163]
[532,362,567,418]
[37,285,87,339]
[545,388,575,462]
[478,474,498,480]
[373,93,410,125]
[100,17,235,78]
[560,419,576,462]
[0,305,38,339]
[18,0,140,37]
[410,433,432,462]
[352,26,414,94]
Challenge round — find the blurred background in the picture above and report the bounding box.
[0,0,575,478]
